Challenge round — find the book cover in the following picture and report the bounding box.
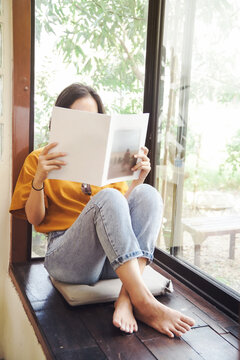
[48,106,149,186]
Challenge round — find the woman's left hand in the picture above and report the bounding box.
[131,146,151,182]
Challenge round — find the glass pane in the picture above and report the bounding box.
[32,0,149,258]
[32,229,47,257]
[156,0,240,295]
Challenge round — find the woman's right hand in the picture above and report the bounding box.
[34,142,67,186]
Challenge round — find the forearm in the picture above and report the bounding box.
[124,178,144,199]
[24,142,67,225]
[25,179,46,226]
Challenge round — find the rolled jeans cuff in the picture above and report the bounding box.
[111,249,154,271]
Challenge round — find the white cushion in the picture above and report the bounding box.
[50,266,173,306]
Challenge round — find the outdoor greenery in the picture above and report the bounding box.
[34,0,148,148]
[220,130,240,176]
[33,0,240,266]
[35,0,240,193]
[156,1,240,295]
[166,0,240,188]
[33,0,148,256]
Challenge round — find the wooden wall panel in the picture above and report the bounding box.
[11,0,32,263]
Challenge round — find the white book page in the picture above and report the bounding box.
[48,107,111,186]
[102,113,149,185]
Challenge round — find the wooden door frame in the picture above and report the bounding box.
[11,0,33,263]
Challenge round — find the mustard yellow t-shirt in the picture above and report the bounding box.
[9,148,128,233]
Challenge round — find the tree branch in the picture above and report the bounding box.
[118,38,144,84]
[73,0,145,21]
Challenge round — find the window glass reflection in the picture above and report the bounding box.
[156,0,240,294]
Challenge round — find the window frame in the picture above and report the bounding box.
[10,0,240,323]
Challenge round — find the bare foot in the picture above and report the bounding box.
[113,294,138,333]
[134,296,195,338]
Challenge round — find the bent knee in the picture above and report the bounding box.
[94,187,126,203]
[130,183,163,206]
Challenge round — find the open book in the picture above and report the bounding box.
[48,106,149,186]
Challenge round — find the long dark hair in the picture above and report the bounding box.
[55,83,105,113]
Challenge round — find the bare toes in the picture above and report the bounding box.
[181,315,195,326]
[133,323,138,332]
[128,324,133,333]
[120,322,135,334]
[173,329,183,338]
[113,318,121,328]
[164,329,174,338]
[176,324,187,333]
[120,322,126,332]
[179,321,191,331]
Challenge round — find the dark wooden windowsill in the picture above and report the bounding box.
[9,260,239,360]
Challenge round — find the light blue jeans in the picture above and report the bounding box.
[44,184,163,285]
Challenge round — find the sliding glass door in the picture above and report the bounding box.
[156,0,240,296]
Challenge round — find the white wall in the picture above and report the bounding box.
[0,1,45,359]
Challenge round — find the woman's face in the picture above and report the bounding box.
[70,96,98,113]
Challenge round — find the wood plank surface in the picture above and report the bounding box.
[152,263,238,331]
[55,348,107,360]
[143,336,203,360]
[220,333,239,350]
[226,325,240,340]
[36,308,97,352]
[78,303,157,360]
[12,262,239,360]
[182,326,239,360]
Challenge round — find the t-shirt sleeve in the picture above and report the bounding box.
[9,151,48,220]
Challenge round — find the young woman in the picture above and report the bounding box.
[10,83,195,336]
